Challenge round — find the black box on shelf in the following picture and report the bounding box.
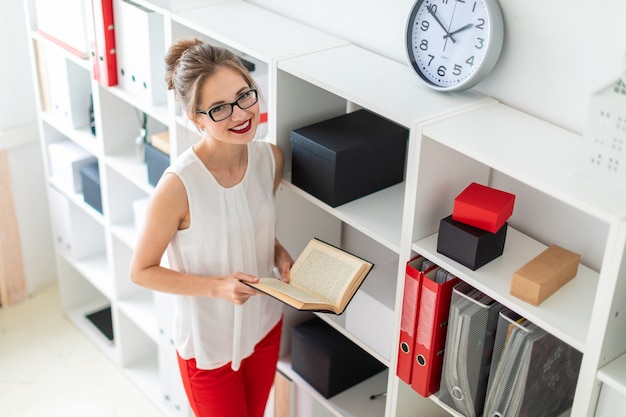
[291,317,386,398]
[79,161,102,214]
[145,141,170,187]
[290,109,408,207]
[85,306,114,342]
[436,215,507,271]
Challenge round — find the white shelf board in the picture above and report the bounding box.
[171,1,347,63]
[277,44,492,128]
[133,0,231,14]
[118,294,160,343]
[282,180,404,253]
[104,149,155,194]
[61,251,113,300]
[597,352,626,396]
[278,357,387,417]
[106,85,170,126]
[41,112,100,157]
[413,227,597,352]
[111,220,138,249]
[422,103,626,223]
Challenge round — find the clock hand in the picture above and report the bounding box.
[426,4,456,43]
[444,23,474,40]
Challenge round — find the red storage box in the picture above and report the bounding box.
[452,183,515,233]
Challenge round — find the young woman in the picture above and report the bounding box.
[130,38,293,417]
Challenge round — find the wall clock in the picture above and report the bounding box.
[405,0,504,92]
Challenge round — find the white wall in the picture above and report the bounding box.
[247,0,626,135]
[0,0,56,294]
[0,0,37,130]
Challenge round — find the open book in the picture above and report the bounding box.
[245,238,374,314]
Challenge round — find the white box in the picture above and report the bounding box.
[48,140,97,193]
[46,50,92,129]
[114,0,166,104]
[48,187,105,260]
[345,261,397,361]
[35,0,91,58]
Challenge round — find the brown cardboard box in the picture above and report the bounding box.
[510,245,580,306]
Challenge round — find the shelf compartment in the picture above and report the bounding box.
[56,256,116,355]
[105,166,151,233]
[413,227,596,352]
[421,103,626,224]
[117,310,160,400]
[278,357,388,417]
[41,112,99,156]
[283,180,405,254]
[118,293,159,343]
[97,86,168,157]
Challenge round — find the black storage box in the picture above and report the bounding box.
[290,109,408,207]
[80,161,102,214]
[145,142,170,187]
[436,215,507,270]
[291,317,386,398]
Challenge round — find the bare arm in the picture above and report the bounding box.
[129,172,259,305]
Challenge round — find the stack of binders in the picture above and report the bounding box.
[396,257,460,397]
[483,309,582,417]
[438,282,503,417]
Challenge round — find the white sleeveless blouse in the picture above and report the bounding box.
[165,140,283,370]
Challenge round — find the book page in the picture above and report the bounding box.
[291,245,359,306]
[255,278,329,304]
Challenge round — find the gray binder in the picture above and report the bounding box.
[438,282,502,417]
[483,309,582,417]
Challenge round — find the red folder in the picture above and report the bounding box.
[91,0,118,86]
[396,256,424,384]
[410,267,460,397]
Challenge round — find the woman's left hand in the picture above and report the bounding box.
[275,240,293,283]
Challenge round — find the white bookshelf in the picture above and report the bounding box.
[23,0,626,416]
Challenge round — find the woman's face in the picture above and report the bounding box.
[196,66,259,145]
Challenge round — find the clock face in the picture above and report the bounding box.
[406,0,504,91]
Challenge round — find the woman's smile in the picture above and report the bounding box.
[229,119,252,134]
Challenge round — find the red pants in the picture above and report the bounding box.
[177,319,282,417]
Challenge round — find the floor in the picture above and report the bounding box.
[0,285,168,417]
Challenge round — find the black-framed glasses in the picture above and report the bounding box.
[196,89,258,122]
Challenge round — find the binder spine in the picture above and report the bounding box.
[396,256,424,384]
[410,267,460,397]
[92,0,118,86]
[438,282,502,417]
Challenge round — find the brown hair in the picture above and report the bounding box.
[164,38,258,123]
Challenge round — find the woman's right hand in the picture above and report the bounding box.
[215,272,260,305]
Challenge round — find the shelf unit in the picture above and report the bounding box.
[23,1,626,417]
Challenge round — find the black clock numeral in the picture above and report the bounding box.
[452,64,462,76]
[420,20,430,32]
[466,55,476,66]
[419,39,429,51]
[475,37,485,49]
[476,18,485,29]
[427,54,435,65]
[472,1,477,12]
[437,65,447,77]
